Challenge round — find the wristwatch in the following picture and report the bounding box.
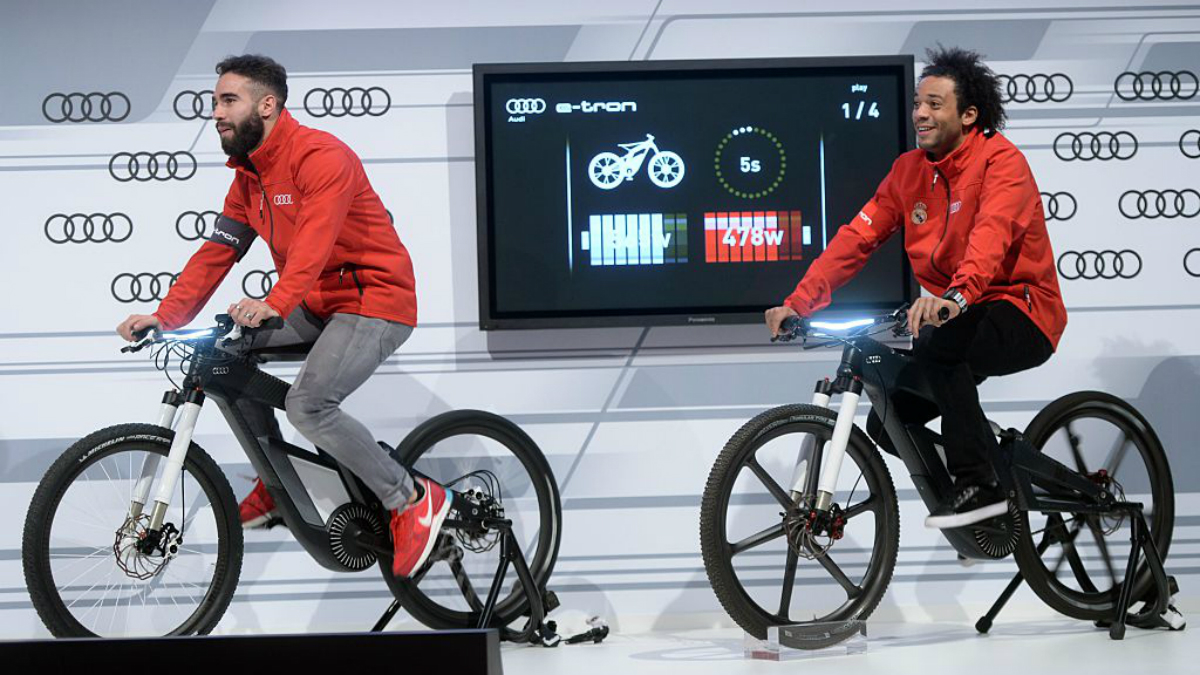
[942,288,968,315]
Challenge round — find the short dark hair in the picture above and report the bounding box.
[920,46,1005,135]
[215,54,288,107]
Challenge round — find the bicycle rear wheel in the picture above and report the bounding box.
[22,424,242,637]
[1013,392,1174,621]
[700,404,900,639]
[382,410,561,631]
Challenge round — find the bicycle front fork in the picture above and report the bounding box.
[787,377,863,512]
[128,389,203,531]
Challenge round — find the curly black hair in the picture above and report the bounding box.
[920,46,1005,135]
[215,54,288,107]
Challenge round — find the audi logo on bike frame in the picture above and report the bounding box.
[111,272,178,303]
[1118,189,1200,220]
[173,89,214,120]
[1040,192,1077,221]
[1181,130,1200,159]
[242,270,278,300]
[1185,248,1200,278]
[175,210,220,241]
[108,151,197,182]
[44,213,133,244]
[303,87,391,118]
[997,73,1073,103]
[1057,250,1142,280]
[1053,131,1138,161]
[505,98,546,115]
[42,91,131,123]
[1114,70,1198,101]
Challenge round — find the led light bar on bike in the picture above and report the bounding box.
[160,328,215,341]
[809,318,874,331]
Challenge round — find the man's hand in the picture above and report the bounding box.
[227,298,280,328]
[907,296,960,335]
[765,305,800,338]
[117,314,160,342]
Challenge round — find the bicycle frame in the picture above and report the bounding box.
[616,137,658,176]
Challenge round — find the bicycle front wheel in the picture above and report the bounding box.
[383,410,561,631]
[22,424,242,637]
[701,404,899,639]
[1013,392,1174,621]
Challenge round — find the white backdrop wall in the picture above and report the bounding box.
[2,0,1198,637]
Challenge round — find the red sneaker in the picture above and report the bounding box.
[391,477,452,577]
[239,478,278,529]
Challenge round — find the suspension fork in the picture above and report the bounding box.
[145,389,206,531]
[128,391,183,520]
[788,379,835,501]
[813,377,864,512]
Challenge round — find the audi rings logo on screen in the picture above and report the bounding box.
[1114,70,1198,101]
[1118,189,1200,220]
[44,213,133,244]
[1053,131,1138,161]
[243,270,278,300]
[108,151,197,182]
[111,272,178,303]
[175,210,220,241]
[173,89,213,120]
[1040,192,1077,221]
[1057,250,1142,280]
[1181,130,1200,159]
[1184,249,1200,278]
[505,98,546,115]
[303,87,391,118]
[42,92,131,123]
[997,73,1073,103]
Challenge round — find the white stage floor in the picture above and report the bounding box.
[501,619,1195,675]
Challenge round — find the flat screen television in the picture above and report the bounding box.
[474,56,916,330]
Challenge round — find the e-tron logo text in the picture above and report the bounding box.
[997,73,1073,103]
[1118,189,1200,220]
[108,151,197,182]
[45,213,133,244]
[173,89,213,120]
[505,98,546,115]
[1057,250,1142,280]
[176,211,219,241]
[555,100,638,114]
[1040,192,1077,221]
[1053,132,1137,161]
[1115,70,1198,101]
[42,92,131,123]
[304,87,391,118]
[243,270,278,300]
[112,272,178,303]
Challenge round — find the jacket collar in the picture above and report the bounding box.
[226,107,298,175]
[925,127,983,181]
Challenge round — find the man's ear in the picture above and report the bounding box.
[961,105,979,128]
[257,93,277,119]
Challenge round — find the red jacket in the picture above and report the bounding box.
[155,108,417,330]
[785,128,1067,349]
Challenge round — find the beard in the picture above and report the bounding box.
[218,114,265,159]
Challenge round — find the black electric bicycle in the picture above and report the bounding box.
[701,306,1183,643]
[22,314,563,642]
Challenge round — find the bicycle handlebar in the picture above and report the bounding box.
[121,314,284,354]
[772,305,914,346]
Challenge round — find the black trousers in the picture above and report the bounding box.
[866,300,1054,485]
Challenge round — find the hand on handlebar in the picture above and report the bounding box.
[227,297,281,328]
[117,314,160,342]
[765,305,801,340]
[907,296,960,335]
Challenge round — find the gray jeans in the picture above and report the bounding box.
[237,306,415,510]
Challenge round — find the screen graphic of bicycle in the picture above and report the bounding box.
[588,134,686,190]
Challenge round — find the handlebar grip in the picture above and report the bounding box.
[131,326,154,341]
[260,316,285,331]
[937,306,950,322]
[772,315,807,343]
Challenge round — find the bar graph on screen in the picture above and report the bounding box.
[580,213,689,266]
[704,210,807,263]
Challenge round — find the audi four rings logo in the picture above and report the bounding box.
[42,92,131,123]
[1185,249,1200,278]
[273,194,293,206]
[108,151,197,182]
[111,272,178,303]
[1057,250,1142,280]
[1053,131,1138,161]
[242,270,278,300]
[173,89,213,120]
[1040,192,1077,221]
[1115,70,1199,101]
[997,73,1073,103]
[505,98,546,115]
[44,213,133,244]
[175,210,220,241]
[303,87,391,118]
[1118,189,1200,219]
[1181,130,1200,159]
